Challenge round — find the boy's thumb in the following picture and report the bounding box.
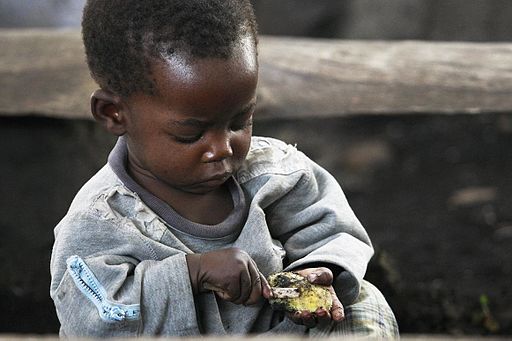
[203,282,232,300]
[306,268,333,285]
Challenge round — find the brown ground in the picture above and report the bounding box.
[0,113,510,335]
[254,113,512,335]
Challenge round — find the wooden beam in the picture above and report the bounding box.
[0,29,94,120]
[257,36,512,119]
[1,29,512,120]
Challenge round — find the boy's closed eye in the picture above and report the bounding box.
[169,107,255,145]
[227,103,256,131]
[173,133,204,144]
[167,123,204,144]
[230,112,253,131]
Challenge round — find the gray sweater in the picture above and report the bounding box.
[50,136,374,337]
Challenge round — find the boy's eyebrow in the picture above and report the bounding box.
[169,102,256,128]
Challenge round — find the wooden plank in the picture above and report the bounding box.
[0,29,95,120]
[1,29,512,120]
[257,36,512,118]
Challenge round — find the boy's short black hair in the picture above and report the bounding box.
[82,0,258,97]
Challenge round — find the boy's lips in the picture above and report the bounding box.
[199,172,233,184]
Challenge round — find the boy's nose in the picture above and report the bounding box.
[202,131,234,162]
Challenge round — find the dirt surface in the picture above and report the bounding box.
[254,113,512,335]
[0,113,511,335]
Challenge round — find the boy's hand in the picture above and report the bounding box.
[287,267,345,328]
[186,248,271,305]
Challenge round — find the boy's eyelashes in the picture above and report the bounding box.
[172,115,253,145]
[231,115,253,130]
[174,133,203,144]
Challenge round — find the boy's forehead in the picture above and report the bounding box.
[140,36,258,117]
[155,34,258,85]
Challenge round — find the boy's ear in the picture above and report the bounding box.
[90,89,127,136]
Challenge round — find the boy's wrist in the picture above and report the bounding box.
[185,253,202,295]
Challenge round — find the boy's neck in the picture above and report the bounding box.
[127,164,234,225]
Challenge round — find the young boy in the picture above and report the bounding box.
[50,0,398,337]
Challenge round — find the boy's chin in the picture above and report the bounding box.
[181,179,230,195]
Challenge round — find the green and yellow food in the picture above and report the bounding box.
[267,271,332,313]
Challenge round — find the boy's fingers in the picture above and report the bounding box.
[260,271,272,299]
[234,267,253,304]
[203,281,233,300]
[244,262,264,305]
[287,311,314,327]
[307,267,333,285]
[329,286,345,321]
[215,291,231,300]
[288,311,303,325]
[301,310,317,328]
[331,305,345,321]
[315,307,332,327]
[295,267,333,286]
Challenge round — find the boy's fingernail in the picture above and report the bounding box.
[308,273,318,282]
[333,307,345,321]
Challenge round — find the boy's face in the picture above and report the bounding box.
[122,37,258,195]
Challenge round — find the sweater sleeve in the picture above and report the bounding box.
[50,211,199,337]
[264,147,374,305]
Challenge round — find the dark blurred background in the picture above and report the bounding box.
[1,0,511,336]
[3,0,512,41]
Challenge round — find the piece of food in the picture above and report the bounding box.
[271,287,300,298]
[267,271,332,313]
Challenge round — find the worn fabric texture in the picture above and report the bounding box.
[50,136,398,337]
